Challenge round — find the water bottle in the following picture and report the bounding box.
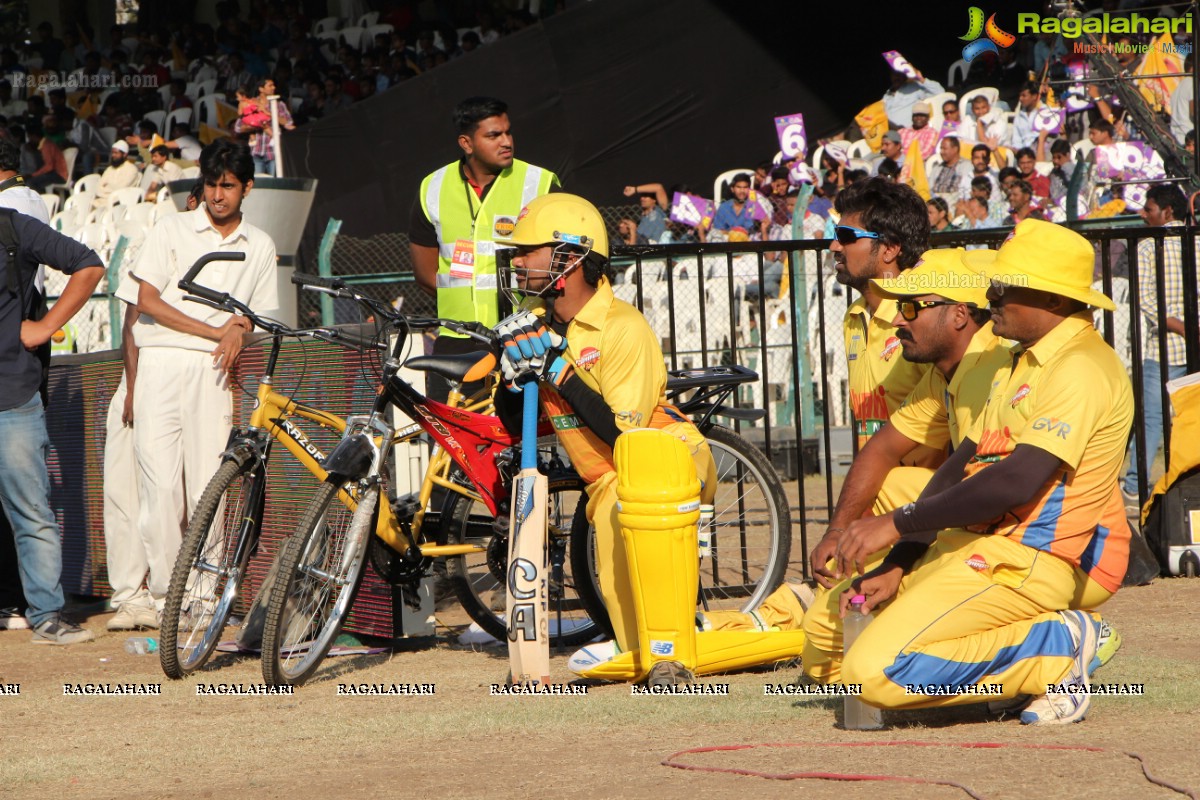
[842,595,883,730]
[124,636,158,655]
[697,503,715,557]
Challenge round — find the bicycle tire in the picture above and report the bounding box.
[160,458,262,679]
[570,424,791,630]
[261,481,373,686]
[442,471,602,647]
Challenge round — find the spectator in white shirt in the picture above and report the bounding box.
[882,70,945,129]
[143,144,184,201]
[93,140,141,209]
[1009,81,1042,150]
[929,136,974,199]
[971,95,1008,150]
[1170,53,1194,146]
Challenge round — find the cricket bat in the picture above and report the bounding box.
[506,378,550,686]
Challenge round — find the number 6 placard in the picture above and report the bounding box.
[775,113,807,160]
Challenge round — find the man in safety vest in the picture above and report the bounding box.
[409,96,560,403]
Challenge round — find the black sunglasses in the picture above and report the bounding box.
[897,299,964,321]
[833,225,882,246]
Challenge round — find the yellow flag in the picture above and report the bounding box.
[900,138,930,199]
[1134,32,1181,111]
[215,99,239,129]
[198,122,230,145]
[855,100,888,152]
[150,133,165,149]
[74,93,97,121]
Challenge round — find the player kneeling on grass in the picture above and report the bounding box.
[830,220,1133,725]
[494,194,815,687]
[491,193,715,686]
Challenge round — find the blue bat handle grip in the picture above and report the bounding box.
[521,379,538,471]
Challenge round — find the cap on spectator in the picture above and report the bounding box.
[882,130,902,144]
[112,140,129,154]
[912,101,932,116]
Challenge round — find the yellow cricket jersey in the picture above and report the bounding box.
[843,296,942,466]
[530,278,704,484]
[889,325,1011,451]
[963,313,1134,592]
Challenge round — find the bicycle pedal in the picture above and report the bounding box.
[390,493,422,523]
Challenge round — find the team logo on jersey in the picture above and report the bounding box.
[965,553,989,571]
[880,336,902,362]
[493,215,516,238]
[1010,383,1031,407]
[575,346,600,370]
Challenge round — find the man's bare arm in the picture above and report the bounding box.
[410,243,438,297]
[136,281,249,342]
[20,266,103,349]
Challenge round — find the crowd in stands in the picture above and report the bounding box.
[613,2,1197,276]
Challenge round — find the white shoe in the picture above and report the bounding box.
[107,604,159,631]
[1020,610,1097,726]
[567,640,618,675]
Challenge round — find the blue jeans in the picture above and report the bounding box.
[1123,359,1187,495]
[0,393,65,626]
[252,155,274,176]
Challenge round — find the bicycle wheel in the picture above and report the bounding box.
[571,424,791,627]
[160,458,263,679]
[442,471,602,647]
[261,481,373,686]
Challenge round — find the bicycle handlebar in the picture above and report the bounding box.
[291,273,498,349]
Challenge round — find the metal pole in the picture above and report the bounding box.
[316,218,342,325]
[269,95,283,178]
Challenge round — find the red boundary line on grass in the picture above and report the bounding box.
[660,741,1197,799]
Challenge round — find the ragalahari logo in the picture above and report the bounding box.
[960,7,1016,63]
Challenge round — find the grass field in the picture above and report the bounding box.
[1,576,1197,800]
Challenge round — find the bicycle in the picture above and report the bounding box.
[260,274,615,685]
[159,253,380,678]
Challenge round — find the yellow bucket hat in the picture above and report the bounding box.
[871,247,991,308]
[979,218,1114,311]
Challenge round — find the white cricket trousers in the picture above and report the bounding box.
[103,375,149,610]
[132,348,232,610]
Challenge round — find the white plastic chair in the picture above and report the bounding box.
[846,139,872,159]
[123,202,155,227]
[165,107,193,133]
[195,95,220,126]
[196,78,217,99]
[947,58,969,88]
[141,109,167,133]
[339,26,366,50]
[312,16,339,36]
[97,126,117,147]
[1071,139,1095,164]
[181,165,201,179]
[73,172,102,198]
[926,90,956,131]
[356,11,380,27]
[364,23,394,47]
[960,87,999,112]
[40,193,60,217]
[711,168,755,205]
[157,84,172,109]
[107,186,143,210]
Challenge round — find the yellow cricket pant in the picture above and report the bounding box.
[801,466,932,682]
[842,531,1111,709]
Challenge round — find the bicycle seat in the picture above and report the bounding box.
[405,351,496,383]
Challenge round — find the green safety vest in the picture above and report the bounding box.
[50,323,76,355]
[419,158,558,331]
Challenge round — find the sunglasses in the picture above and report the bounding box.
[897,299,963,321]
[833,225,881,246]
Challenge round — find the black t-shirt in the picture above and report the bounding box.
[0,211,102,409]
